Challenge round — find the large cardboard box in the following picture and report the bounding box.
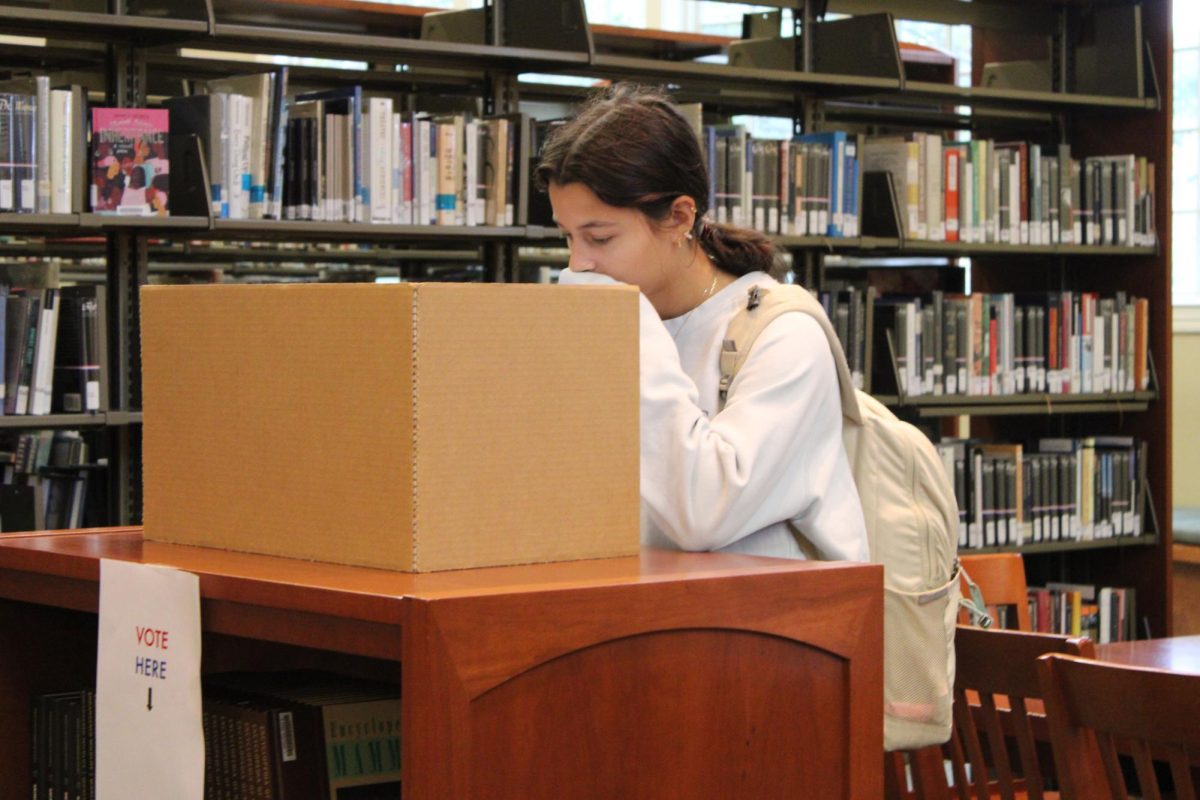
[141,282,640,571]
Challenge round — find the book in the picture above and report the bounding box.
[0,93,37,213]
[205,670,400,800]
[90,107,169,216]
[164,94,223,216]
[28,288,59,416]
[54,285,107,414]
[294,86,362,222]
[205,71,284,219]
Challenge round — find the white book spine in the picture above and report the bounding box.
[360,111,371,223]
[229,94,248,219]
[246,91,265,220]
[324,116,338,222]
[368,99,393,223]
[240,94,254,220]
[31,290,60,416]
[391,112,402,224]
[50,89,72,214]
[465,119,479,226]
[218,94,232,218]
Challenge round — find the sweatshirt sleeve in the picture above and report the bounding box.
[639,304,855,553]
[560,268,863,558]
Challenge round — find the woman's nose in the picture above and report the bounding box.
[567,252,595,272]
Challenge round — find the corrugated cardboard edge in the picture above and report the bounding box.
[411,283,422,571]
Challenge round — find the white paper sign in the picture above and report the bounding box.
[96,559,204,800]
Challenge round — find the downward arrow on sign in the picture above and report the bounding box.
[147,687,153,711]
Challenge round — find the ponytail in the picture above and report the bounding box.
[695,218,781,277]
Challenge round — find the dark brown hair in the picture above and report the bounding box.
[534,83,778,277]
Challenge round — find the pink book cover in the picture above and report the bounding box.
[91,107,169,216]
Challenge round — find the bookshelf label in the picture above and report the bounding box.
[96,559,203,800]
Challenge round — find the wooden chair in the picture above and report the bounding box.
[947,626,1094,800]
[959,553,1032,632]
[1038,653,1200,799]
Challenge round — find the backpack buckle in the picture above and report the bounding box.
[747,286,763,311]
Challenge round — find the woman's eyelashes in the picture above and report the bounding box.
[562,232,614,247]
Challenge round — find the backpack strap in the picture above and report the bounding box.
[717,284,862,425]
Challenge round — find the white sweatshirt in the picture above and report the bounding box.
[561,268,869,563]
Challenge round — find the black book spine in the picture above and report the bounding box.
[0,94,14,212]
[13,94,36,213]
[302,116,316,222]
[283,118,298,221]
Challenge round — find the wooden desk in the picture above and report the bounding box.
[1095,635,1200,674]
[0,528,883,799]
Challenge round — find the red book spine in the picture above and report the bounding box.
[944,148,960,242]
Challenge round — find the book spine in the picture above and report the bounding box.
[30,289,59,416]
[49,90,72,215]
[435,120,457,226]
[944,147,959,242]
[368,98,393,224]
[36,76,51,213]
[391,112,402,224]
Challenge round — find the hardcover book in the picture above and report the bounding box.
[0,93,37,213]
[90,107,169,216]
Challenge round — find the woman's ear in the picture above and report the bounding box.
[665,196,698,242]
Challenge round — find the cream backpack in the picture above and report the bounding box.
[717,283,961,752]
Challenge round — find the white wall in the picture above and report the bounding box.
[1174,311,1200,507]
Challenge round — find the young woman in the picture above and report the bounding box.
[536,83,868,563]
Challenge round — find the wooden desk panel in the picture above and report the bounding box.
[0,528,884,799]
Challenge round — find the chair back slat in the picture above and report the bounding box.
[1170,748,1198,800]
[1131,739,1163,800]
[945,731,971,800]
[948,626,1093,799]
[951,685,992,800]
[977,692,1017,800]
[1038,653,1200,799]
[1009,697,1045,798]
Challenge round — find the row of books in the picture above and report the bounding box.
[0,79,88,214]
[166,69,525,226]
[31,670,400,800]
[861,134,1157,247]
[1026,583,1138,644]
[1,285,107,416]
[701,127,861,237]
[0,429,94,533]
[876,290,1151,398]
[937,436,1146,551]
[280,102,522,227]
[692,124,1157,248]
[31,688,94,800]
[170,69,287,221]
[817,285,873,391]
